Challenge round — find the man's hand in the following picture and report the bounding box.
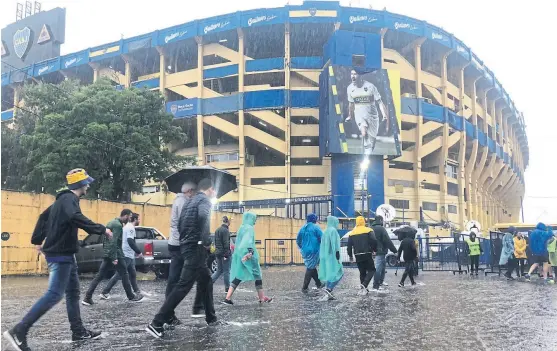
[35,245,42,254]
[242,253,252,262]
[105,228,113,238]
[349,256,354,263]
[112,259,118,265]
[224,257,228,261]
[345,116,352,122]
[136,253,143,259]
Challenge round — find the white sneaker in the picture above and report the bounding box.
[357,285,369,296]
[381,282,389,287]
[370,288,380,293]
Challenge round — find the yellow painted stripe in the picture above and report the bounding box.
[332,85,337,96]
[328,66,334,76]
[335,104,341,115]
[289,10,337,18]
[339,123,344,134]
[342,142,348,152]
[90,45,120,57]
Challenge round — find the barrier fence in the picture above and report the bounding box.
[264,239,304,266]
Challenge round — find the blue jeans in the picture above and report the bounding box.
[16,258,85,335]
[326,273,344,291]
[103,257,139,294]
[373,255,387,289]
[211,255,231,290]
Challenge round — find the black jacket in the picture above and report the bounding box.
[373,225,397,255]
[31,190,106,257]
[178,192,212,250]
[214,224,231,257]
[398,238,418,262]
[347,229,378,262]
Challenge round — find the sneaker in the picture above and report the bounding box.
[475,272,479,276]
[99,293,110,300]
[324,289,336,300]
[524,274,531,282]
[72,329,102,342]
[191,310,205,318]
[506,276,515,281]
[357,285,369,296]
[301,288,309,294]
[81,297,94,306]
[381,282,389,287]
[207,320,226,327]
[259,296,273,303]
[545,279,555,285]
[146,323,164,339]
[129,293,144,302]
[3,328,30,351]
[221,299,234,306]
[378,286,387,291]
[411,282,417,286]
[370,288,380,293]
[167,315,182,327]
[398,283,404,288]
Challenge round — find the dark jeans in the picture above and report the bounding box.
[400,261,415,285]
[103,257,139,294]
[470,255,480,273]
[356,259,376,289]
[504,258,517,278]
[515,258,527,277]
[372,255,387,289]
[302,268,322,290]
[166,248,204,314]
[211,255,231,291]
[16,258,85,335]
[85,257,134,300]
[153,246,216,325]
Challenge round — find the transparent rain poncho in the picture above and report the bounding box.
[318,216,344,283]
[230,212,262,282]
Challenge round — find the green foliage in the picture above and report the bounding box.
[2,79,190,201]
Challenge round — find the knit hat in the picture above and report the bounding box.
[66,169,95,190]
[307,213,318,223]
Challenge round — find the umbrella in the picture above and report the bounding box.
[393,226,417,240]
[164,165,237,198]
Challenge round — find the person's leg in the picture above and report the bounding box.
[543,262,550,279]
[65,259,87,335]
[115,258,135,299]
[378,255,387,285]
[356,261,367,285]
[196,266,217,324]
[527,261,538,276]
[223,257,231,292]
[165,250,184,298]
[153,263,198,326]
[372,255,385,289]
[15,262,72,335]
[226,278,242,300]
[362,259,376,288]
[192,284,205,315]
[311,268,322,288]
[408,262,416,284]
[211,256,223,283]
[400,267,408,285]
[126,258,140,293]
[85,258,111,299]
[101,271,121,295]
[302,268,313,290]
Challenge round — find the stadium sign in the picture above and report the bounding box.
[349,15,378,24]
[37,24,52,44]
[164,30,188,44]
[248,15,277,27]
[13,27,31,59]
[204,21,230,34]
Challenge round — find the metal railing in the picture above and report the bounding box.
[263,239,303,266]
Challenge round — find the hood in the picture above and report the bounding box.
[373,215,384,226]
[56,189,75,199]
[326,216,339,229]
[351,216,372,235]
[306,213,318,223]
[536,223,547,231]
[242,211,257,226]
[355,216,366,227]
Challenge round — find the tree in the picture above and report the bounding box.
[5,78,189,201]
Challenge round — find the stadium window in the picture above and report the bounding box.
[448,205,458,214]
[422,182,440,191]
[447,182,459,196]
[291,177,324,184]
[389,199,410,210]
[206,152,239,163]
[387,179,415,188]
[423,202,437,212]
[291,158,322,166]
[251,178,286,185]
[291,136,319,146]
[389,161,414,170]
[445,163,458,179]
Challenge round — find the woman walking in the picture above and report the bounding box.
[297,214,323,293]
[223,212,272,305]
[318,216,344,301]
[499,227,517,280]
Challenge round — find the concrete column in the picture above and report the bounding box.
[156,47,167,99]
[438,50,453,223]
[284,23,292,199]
[12,86,20,118]
[457,64,469,228]
[238,29,246,203]
[196,37,205,166]
[413,38,426,221]
[89,62,99,82]
[468,76,481,222]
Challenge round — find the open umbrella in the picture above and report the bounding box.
[164,165,237,198]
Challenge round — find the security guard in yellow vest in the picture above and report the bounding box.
[465,231,483,275]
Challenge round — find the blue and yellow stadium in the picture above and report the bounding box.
[1,1,528,231]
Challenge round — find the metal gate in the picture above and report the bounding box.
[418,236,466,274]
[264,239,303,266]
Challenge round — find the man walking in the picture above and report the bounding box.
[100,213,143,297]
[371,215,397,292]
[146,178,219,339]
[82,209,144,305]
[347,216,378,295]
[3,169,111,351]
[524,223,555,283]
[212,216,232,293]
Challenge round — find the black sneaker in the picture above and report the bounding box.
[146,323,164,339]
[301,288,309,294]
[81,297,94,306]
[398,283,404,288]
[129,293,144,302]
[221,299,234,306]
[167,315,182,327]
[72,329,102,342]
[506,276,515,281]
[3,328,30,351]
[207,320,226,327]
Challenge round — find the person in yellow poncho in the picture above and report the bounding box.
[513,231,527,278]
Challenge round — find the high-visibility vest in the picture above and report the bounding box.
[465,238,481,256]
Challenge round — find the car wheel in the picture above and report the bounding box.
[211,259,218,274]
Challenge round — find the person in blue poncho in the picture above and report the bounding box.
[317,216,344,301]
[524,223,555,283]
[499,226,517,280]
[297,213,324,293]
[222,212,273,305]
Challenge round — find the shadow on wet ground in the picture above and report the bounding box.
[2,267,557,350]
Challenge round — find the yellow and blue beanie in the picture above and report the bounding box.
[66,169,95,190]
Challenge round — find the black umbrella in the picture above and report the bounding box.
[394,226,417,240]
[164,166,237,198]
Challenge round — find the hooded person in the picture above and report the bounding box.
[513,231,527,278]
[397,229,418,287]
[223,212,272,305]
[347,216,378,295]
[525,223,554,283]
[499,227,517,280]
[296,213,324,292]
[371,215,397,291]
[317,216,344,301]
[547,230,557,279]
[465,230,483,276]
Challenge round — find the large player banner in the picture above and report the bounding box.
[321,66,401,156]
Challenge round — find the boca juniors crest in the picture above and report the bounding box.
[13,27,32,59]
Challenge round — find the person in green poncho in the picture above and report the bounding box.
[222,212,273,305]
[317,216,344,301]
[548,233,557,279]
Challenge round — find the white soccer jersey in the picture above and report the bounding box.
[347,80,381,121]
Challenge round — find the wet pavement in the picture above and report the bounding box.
[2,267,557,351]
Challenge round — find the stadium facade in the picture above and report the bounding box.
[1,1,529,231]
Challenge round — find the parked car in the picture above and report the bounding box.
[207,234,236,274]
[76,226,172,279]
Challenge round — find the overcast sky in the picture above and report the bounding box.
[1,0,555,224]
